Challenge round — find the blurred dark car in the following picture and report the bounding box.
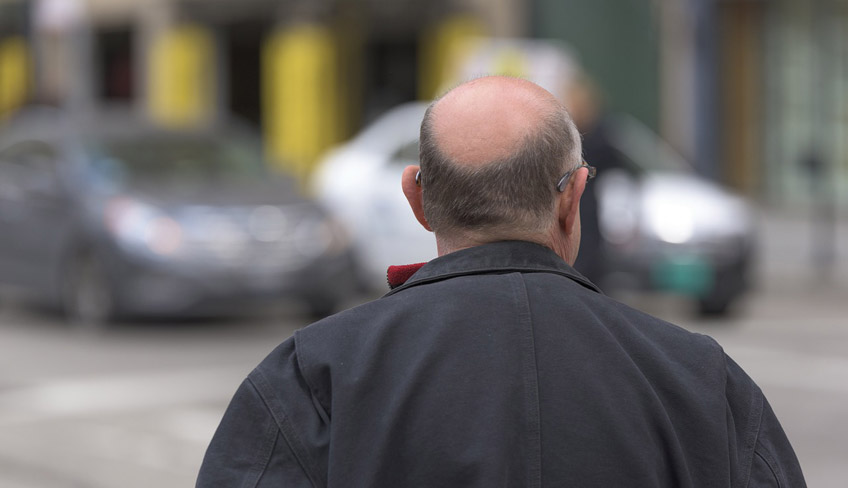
[0,108,358,325]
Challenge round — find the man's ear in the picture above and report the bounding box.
[402,165,433,232]
[558,167,588,236]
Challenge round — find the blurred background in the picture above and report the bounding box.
[0,0,846,486]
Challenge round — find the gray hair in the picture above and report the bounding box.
[418,101,582,239]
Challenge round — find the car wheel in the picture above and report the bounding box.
[697,294,732,317]
[63,252,115,329]
[696,260,750,317]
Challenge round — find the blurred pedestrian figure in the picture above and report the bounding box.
[565,73,627,286]
[197,76,804,487]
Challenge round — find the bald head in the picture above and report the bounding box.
[430,77,562,166]
[416,76,583,249]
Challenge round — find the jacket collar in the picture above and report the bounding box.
[384,240,602,296]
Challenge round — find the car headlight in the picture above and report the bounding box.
[644,196,695,244]
[248,205,287,242]
[291,213,350,259]
[106,197,184,257]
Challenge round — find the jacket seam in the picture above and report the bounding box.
[739,375,764,488]
[294,331,332,417]
[239,416,280,488]
[752,447,784,488]
[248,371,326,488]
[510,273,542,488]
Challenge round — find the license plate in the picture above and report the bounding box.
[651,255,714,296]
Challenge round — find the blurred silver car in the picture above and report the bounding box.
[0,108,358,325]
[592,114,754,315]
[313,103,755,315]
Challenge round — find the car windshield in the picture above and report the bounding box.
[608,115,691,174]
[86,134,268,184]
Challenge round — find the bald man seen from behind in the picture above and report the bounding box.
[197,76,805,488]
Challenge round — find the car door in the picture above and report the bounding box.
[374,139,436,265]
[0,140,70,292]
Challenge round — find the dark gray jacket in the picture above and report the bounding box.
[197,241,805,487]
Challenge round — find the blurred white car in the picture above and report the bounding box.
[313,103,754,315]
[313,104,437,288]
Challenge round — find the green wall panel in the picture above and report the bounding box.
[532,0,659,131]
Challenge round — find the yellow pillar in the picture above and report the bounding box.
[263,23,340,183]
[148,24,215,127]
[418,15,486,100]
[0,37,30,122]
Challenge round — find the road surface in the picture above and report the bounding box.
[0,208,845,487]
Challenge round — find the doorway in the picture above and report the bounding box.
[222,20,270,128]
[95,26,134,102]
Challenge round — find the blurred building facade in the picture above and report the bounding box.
[758,0,848,210]
[533,0,848,211]
[0,0,523,181]
[1,0,847,209]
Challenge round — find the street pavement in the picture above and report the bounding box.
[0,206,845,487]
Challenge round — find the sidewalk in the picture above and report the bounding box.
[753,205,848,297]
